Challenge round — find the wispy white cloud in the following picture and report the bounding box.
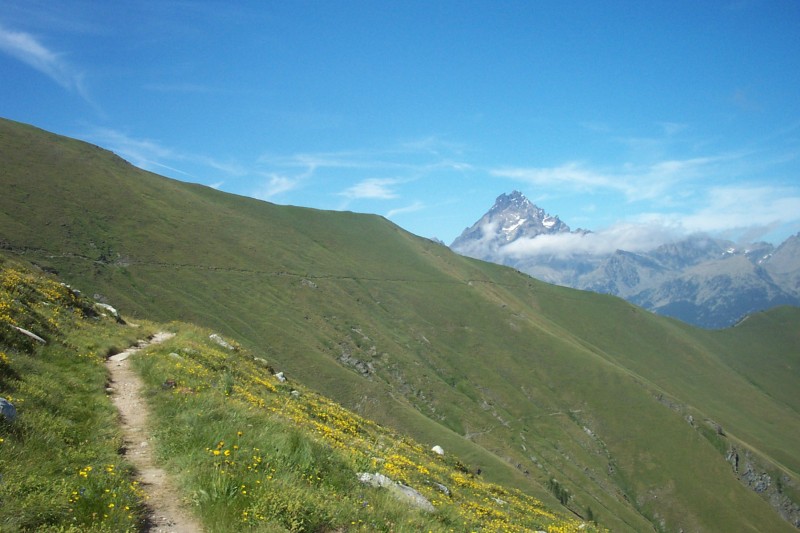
[491,155,732,203]
[397,136,466,157]
[260,136,470,172]
[258,151,378,176]
[339,178,401,200]
[253,175,301,200]
[83,128,180,172]
[655,185,800,239]
[82,127,247,187]
[0,23,88,99]
[386,201,425,219]
[82,129,444,204]
[492,162,614,193]
[251,153,325,200]
[629,156,724,201]
[256,138,473,206]
[197,157,248,177]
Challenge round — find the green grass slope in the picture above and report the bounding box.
[0,257,592,532]
[0,257,158,531]
[2,117,799,532]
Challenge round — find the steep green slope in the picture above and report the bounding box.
[0,257,158,531]
[702,307,800,415]
[2,117,798,532]
[0,257,591,532]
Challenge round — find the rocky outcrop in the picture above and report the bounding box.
[357,472,435,512]
[339,343,374,377]
[726,446,800,527]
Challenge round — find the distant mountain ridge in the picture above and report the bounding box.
[450,191,800,328]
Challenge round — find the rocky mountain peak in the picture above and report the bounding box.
[488,190,553,224]
[449,191,572,262]
[488,190,533,213]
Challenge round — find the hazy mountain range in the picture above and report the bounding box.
[451,191,800,328]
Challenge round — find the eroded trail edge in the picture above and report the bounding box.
[106,332,203,533]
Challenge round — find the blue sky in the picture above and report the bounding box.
[2,1,800,252]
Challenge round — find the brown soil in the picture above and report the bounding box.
[106,332,204,533]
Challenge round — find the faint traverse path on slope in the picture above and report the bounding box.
[106,332,204,533]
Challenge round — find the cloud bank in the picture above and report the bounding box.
[499,223,681,259]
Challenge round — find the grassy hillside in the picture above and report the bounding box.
[0,257,157,531]
[2,117,799,532]
[0,257,595,532]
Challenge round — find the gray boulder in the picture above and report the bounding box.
[357,472,435,512]
[209,333,235,350]
[94,302,125,323]
[0,398,16,422]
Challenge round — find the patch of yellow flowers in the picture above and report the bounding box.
[0,265,89,348]
[155,332,602,533]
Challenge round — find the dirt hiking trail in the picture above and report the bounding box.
[106,332,204,533]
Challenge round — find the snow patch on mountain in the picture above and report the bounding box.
[502,218,527,236]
